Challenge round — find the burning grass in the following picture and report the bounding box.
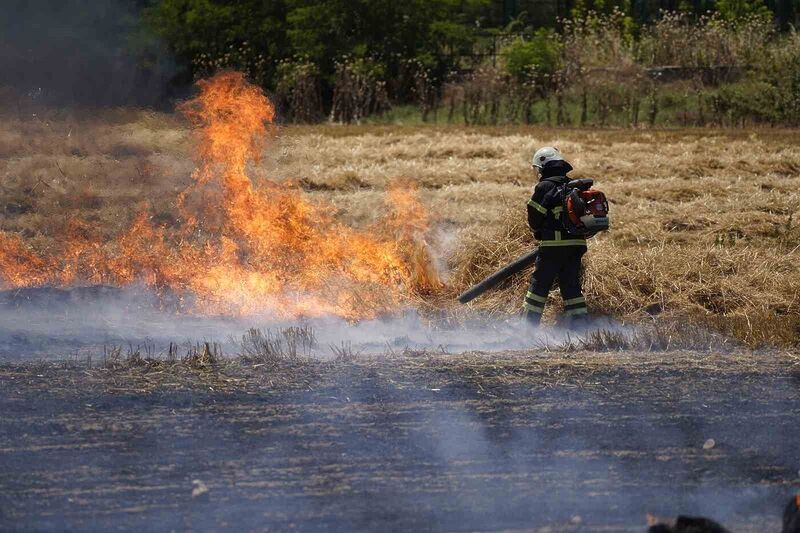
[0,72,439,320]
[1,85,799,346]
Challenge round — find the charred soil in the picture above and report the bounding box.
[1,351,798,531]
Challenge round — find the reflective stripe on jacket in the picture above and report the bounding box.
[526,175,586,248]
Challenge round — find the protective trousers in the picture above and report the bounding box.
[522,247,588,327]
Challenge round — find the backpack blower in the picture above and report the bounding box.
[457,178,610,304]
[560,178,610,237]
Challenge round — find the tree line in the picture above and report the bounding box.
[4,0,797,125]
[141,0,800,126]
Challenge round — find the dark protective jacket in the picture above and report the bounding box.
[526,161,586,248]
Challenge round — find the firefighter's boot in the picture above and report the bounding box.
[563,296,589,330]
[523,291,547,326]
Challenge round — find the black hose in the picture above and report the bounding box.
[457,249,538,304]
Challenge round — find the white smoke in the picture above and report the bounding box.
[0,285,615,361]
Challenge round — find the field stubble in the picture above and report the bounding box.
[0,111,799,346]
[1,348,798,531]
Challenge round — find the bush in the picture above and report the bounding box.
[716,0,773,22]
[711,80,781,125]
[275,58,323,123]
[755,31,800,124]
[638,12,774,70]
[402,57,440,122]
[461,65,508,125]
[329,57,390,124]
[501,30,561,82]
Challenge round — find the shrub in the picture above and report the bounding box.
[711,80,781,125]
[638,11,774,69]
[329,57,390,124]
[461,65,508,125]
[501,30,561,82]
[715,0,773,22]
[402,57,440,122]
[275,58,323,123]
[755,31,800,124]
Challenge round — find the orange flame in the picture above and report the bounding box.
[0,71,440,319]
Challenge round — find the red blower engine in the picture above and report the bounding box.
[561,179,609,237]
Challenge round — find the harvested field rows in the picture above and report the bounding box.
[1,115,799,343]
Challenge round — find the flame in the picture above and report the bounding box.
[0,71,440,319]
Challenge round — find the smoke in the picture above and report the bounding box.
[0,285,592,361]
[289,359,797,531]
[0,0,176,109]
[428,226,460,284]
[377,366,796,529]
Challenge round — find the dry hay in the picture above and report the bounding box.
[1,113,798,346]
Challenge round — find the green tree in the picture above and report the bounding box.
[146,0,289,86]
[501,30,561,81]
[715,0,773,21]
[148,0,491,103]
[284,0,490,89]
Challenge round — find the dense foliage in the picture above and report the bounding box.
[138,0,800,126]
[6,0,798,125]
[146,0,489,93]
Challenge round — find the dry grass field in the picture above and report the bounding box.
[1,110,799,345]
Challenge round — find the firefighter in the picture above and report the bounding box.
[523,146,589,328]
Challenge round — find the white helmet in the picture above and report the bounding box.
[532,146,564,169]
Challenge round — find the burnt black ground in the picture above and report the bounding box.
[0,353,798,532]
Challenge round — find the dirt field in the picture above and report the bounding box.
[1,351,799,531]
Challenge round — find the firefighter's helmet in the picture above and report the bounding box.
[532,146,564,169]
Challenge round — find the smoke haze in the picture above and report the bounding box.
[0,286,590,361]
[0,0,175,109]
